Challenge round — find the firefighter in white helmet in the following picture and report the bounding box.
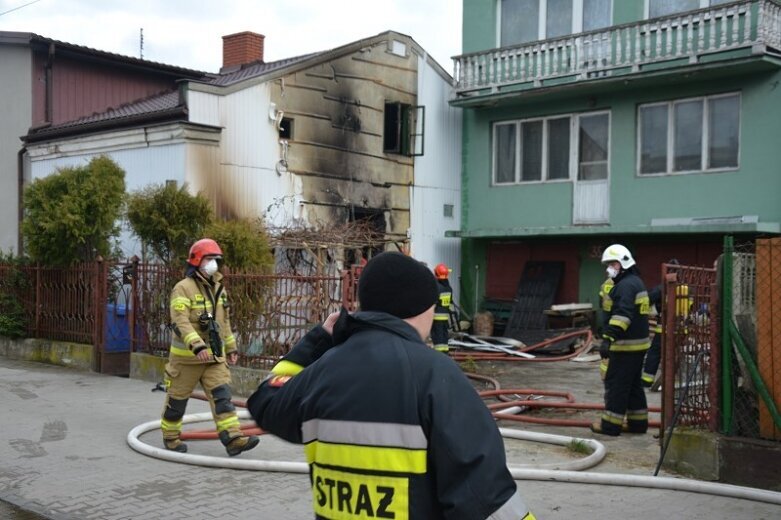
[591,244,651,436]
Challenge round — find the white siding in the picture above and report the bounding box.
[204,82,304,226]
[0,46,32,254]
[187,90,220,127]
[411,55,463,303]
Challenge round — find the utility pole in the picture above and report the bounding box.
[139,28,144,59]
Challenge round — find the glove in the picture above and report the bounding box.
[599,339,610,359]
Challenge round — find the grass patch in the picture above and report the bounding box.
[567,439,594,455]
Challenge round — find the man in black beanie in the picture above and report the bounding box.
[248,252,535,520]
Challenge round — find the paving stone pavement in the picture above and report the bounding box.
[1,357,780,519]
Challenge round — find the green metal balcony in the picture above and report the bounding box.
[452,0,781,105]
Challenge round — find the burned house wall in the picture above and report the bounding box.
[270,39,417,239]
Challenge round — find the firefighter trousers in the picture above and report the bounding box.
[642,333,662,386]
[160,359,242,445]
[431,318,449,351]
[601,350,648,435]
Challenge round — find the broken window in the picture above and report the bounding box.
[279,117,293,139]
[383,102,424,156]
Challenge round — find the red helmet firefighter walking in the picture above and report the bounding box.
[159,238,259,456]
[431,263,454,353]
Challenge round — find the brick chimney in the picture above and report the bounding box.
[222,31,265,71]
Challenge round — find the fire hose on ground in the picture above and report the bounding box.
[128,331,781,506]
[126,410,781,506]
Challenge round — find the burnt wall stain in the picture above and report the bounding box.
[272,39,417,236]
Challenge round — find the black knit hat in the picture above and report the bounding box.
[358,252,439,319]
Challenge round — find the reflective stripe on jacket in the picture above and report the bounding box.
[603,271,650,352]
[248,311,532,519]
[169,272,236,362]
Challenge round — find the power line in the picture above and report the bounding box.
[0,0,44,17]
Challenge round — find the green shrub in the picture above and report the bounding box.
[205,219,274,272]
[22,155,125,265]
[126,182,212,264]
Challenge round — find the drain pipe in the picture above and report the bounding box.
[127,412,781,506]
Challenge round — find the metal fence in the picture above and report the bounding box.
[0,261,107,346]
[0,259,357,372]
[661,262,719,432]
[736,238,781,440]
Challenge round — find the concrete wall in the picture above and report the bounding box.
[0,45,31,255]
[0,337,94,371]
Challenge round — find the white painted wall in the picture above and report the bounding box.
[0,45,32,255]
[189,84,303,227]
[411,55,463,304]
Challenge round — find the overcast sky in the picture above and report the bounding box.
[0,0,463,73]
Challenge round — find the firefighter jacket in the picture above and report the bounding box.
[602,269,651,352]
[169,271,236,364]
[599,278,615,331]
[247,310,533,520]
[648,284,663,334]
[434,278,453,322]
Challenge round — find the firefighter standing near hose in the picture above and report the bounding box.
[160,238,259,456]
[591,244,651,436]
[247,252,535,519]
[431,262,453,353]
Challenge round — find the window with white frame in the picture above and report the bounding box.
[500,0,612,47]
[493,111,610,184]
[638,93,740,175]
[646,0,735,19]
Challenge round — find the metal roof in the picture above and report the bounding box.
[0,31,208,78]
[24,91,186,142]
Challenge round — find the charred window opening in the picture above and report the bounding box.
[279,117,294,139]
[384,102,424,156]
[348,207,386,263]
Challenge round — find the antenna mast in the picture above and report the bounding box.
[139,28,144,59]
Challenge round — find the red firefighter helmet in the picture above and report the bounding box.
[434,263,450,280]
[187,238,222,267]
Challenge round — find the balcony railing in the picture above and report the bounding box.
[453,0,781,96]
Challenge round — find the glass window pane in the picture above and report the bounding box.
[547,0,573,38]
[547,117,571,180]
[579,113,609,180]
[710,0,734,5]
[640,105,669,174]
[521,121,543,181]
[583,0,612,31]
[495,124,517,183]
[674,100,704,172]
[501,0,540,46]
[708,95,740,169]
[650,0,699,18]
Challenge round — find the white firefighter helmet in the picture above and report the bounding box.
[601,244,636,269]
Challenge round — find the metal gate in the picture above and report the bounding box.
[661,263,719,432]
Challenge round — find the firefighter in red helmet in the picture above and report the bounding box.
[160,238,259,456]
[431,263,453,353]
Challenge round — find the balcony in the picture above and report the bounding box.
[452,0,781,103]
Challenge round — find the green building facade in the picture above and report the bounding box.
[452,0,781,316]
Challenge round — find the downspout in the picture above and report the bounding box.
[45,43,55,124]
[17,146,27,255]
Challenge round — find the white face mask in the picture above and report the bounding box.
[200,258,219,277]
[606,265,620,279]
